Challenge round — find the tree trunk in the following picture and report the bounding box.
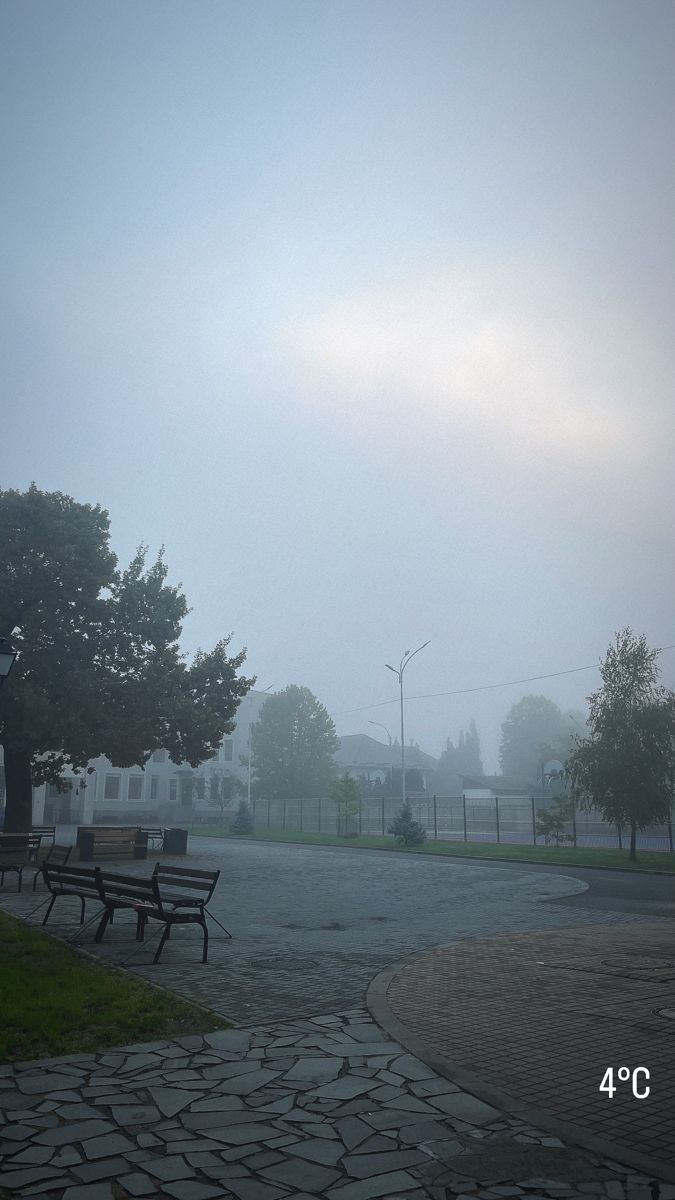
[629,817,637,861]
[3,746,34,833]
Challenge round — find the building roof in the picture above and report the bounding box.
[335,735,438,771]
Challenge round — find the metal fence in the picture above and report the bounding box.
[250,795,675,852]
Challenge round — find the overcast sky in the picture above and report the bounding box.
[2,0,674,770]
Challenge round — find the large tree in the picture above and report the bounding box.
[0,485,254,831]
[566,629,675,860]
[250,684,339,799]
[436,719,483,793]
[499,694,573,786]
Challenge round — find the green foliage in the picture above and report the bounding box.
[331,772,361,835]
[536,799,575,846]
[0,911,224,1062]
[436,719,483,792]
[499,695,574,786]
[0,484,254,830]
[566,629,675,861]
[230,799,254,835]
[250,684,339,800]
[388,799,427,846]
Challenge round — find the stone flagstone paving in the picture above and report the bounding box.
[0,1009,669,1200]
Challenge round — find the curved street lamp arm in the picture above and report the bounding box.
[400,640,430,676]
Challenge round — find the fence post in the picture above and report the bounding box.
[433,794,438,840]
[572,803,577,848]
[531,796,536,844]
[668,812,673,853]
[495,796,500,844]
[462,794,467,841]
[617,822,622,850]
[359,797,363,837]
[381,797,386,836]
[283,799,286,830]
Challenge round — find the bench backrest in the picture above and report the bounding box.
[98,870,160,910]
[43,862,101,895]
[93,828,141,842]
[45,844,72,867]
[32,826,56,845]
[141,828,163,836]
[152,862,220,904]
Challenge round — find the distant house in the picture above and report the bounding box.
[20,688,272,826]
[335,735,438,793]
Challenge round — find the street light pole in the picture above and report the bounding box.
[385,642,430,810]
[369,719,394,792]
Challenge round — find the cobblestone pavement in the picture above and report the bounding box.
[1,1008,671,1200]
[0,839,654,1024]
[382,922,675,1175]
[1,839,672,1198]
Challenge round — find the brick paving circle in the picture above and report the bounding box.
[380,922,675,1176]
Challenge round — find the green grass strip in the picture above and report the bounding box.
[0,911,227,1063]
[191,825,675,872]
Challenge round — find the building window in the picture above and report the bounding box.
[221,739,233,762]
[104,775,121,800]
[150,775,159,800]
[195,777,205,800]
[152,749,167,763]
[128,775,143,801]
[169,778,177,803]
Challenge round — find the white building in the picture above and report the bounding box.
[24,688,271,826]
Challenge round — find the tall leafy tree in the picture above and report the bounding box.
[436,719,483,792]
[251,684,339,799]
[0,485,254,831]
[566,629,675,860]
[499,694,572,786]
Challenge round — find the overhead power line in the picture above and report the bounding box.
[335,643,675,717]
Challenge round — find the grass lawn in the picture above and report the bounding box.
[0,911,227,1063]
[191,824,675,872]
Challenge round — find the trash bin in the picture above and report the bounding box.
[163,827,188,856]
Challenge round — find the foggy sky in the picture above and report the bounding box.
[2,0,674,770]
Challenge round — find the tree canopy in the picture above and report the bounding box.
[499,694,574,786]
[436,720,483,793]
[566,629,675,860]
[250,684,339,799]
[0,484,254,830]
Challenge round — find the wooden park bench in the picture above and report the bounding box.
[41,862,224,964]
[0,833,43,892]
[41,862,102,925]
[31,825,56,848]
[77,826,148,861]
[95,869,216,964]
[29,843,71,891]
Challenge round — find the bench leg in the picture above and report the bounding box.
[153,924,171,965]
[80,896,86,924]
[17,868,24,894]
[94,909,111,943]
[201,918,209,964]
[42,895,56,926]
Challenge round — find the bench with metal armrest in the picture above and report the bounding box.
[0,833,43,892]
[41,862,103,924]
[95,870,213,964]
[77,826,148,861]
[30,843,71,891]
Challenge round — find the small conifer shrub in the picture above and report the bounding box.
[388,800,426,846]
[231,799,254,835]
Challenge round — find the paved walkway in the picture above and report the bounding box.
[377,922,675,1180]
[0,1008,667,1200]
[0,839,654,1023]
[1,840,673,1198]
